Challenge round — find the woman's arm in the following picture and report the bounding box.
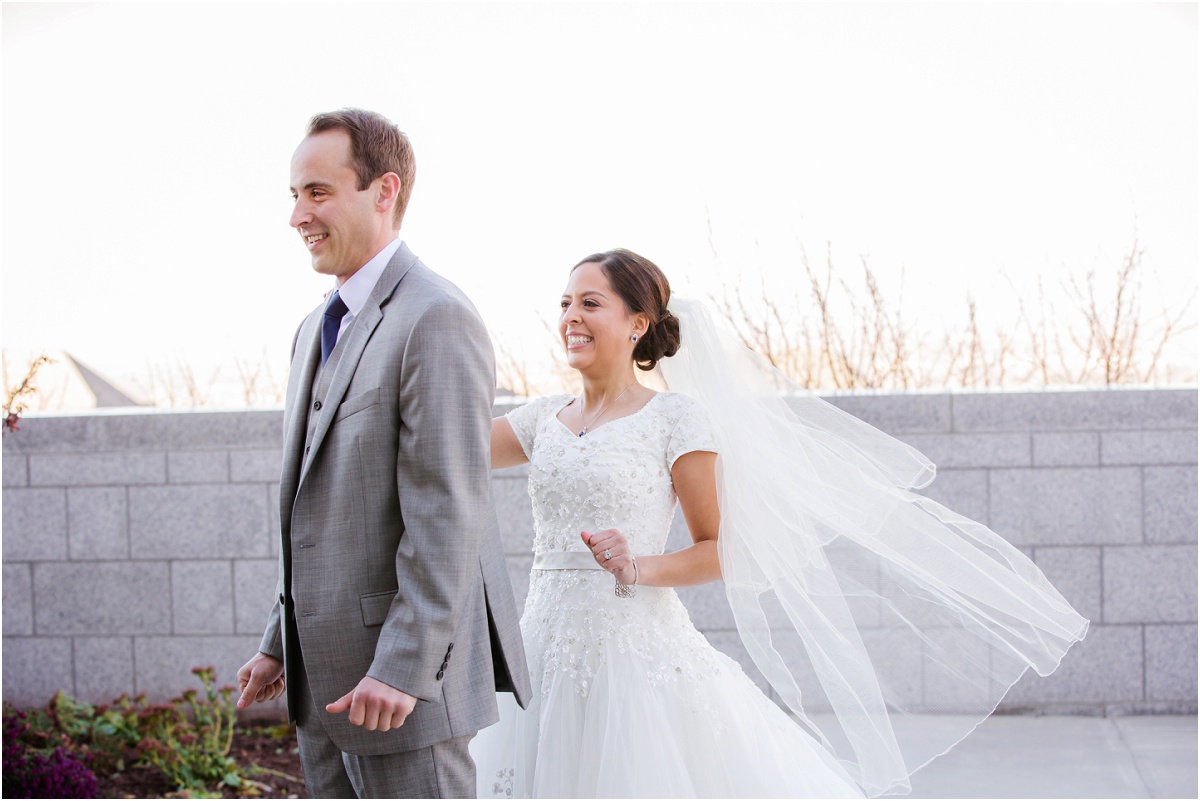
[491,417,530,470]
[582,450,722,587]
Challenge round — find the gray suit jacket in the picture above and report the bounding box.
[259,242,530,755]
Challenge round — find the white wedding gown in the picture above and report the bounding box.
[471,391,864,798]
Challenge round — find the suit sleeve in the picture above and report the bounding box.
[258,317,308,663]
[258,602,284,661]
[366,297,495,700]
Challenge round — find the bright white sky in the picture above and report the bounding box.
[3,2,1196,406]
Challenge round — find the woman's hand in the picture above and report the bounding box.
[582,529,636,586]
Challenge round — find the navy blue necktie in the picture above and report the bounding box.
[321,291,350,366]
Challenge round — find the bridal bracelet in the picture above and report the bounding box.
[615,556,638,598]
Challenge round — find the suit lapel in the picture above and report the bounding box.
[296,242,419,490]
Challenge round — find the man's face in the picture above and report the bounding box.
[289,130,382,283]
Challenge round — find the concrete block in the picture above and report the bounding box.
[953,389,1196,433]
[491,463,531,480]
[916,469,989,526]
[1145,624,1197,702]
[1033,432,1100,467]
[676,581,736,630]
[1003,624,1142,705]
[493,478,535,557]
[172,561,235,635]
[1102,430,1198,466]
[989,467,1141,546]
[664,511,692,553]
[507,554,533,614]
[161,411,283,450]
[33,562,171,635]
[898,433,1030,469]
[1,637,74,706]
[129,485,271,559]
[2,487,67,560]
[492,400,524,418]
[922,626,995,711]
[268,483,281,558]
[133,635,263,703]
[30,452,165,486]
[819,393,952,435]
[3,563,33,635]
[68,487,128,559]
[1033,547,1102,623]
[1144,466,1198,544]
[168,450,229,483]
[89,411,281,450]
[1,416,89,454]
[88,414,178,450]
[1104,546,1196,624]
[3,453,28,486]
[863,627,925,709]
[230,449,282,483]
[73,637,135,704]
[234,559,279,635]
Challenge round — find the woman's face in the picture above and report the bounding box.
[559,262,645,376]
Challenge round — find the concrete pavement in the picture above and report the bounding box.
[902,715,1197,799]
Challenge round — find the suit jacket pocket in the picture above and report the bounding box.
[334,388,381,423]
[359,589,397,627]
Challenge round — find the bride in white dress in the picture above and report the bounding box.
[471,249,1087,798]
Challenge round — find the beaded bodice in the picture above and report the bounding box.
[506,391,717,558]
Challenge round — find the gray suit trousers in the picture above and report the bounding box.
[293,648,475,799]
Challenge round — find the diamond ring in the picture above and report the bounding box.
[604,549,612,561]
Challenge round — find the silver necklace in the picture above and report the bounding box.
[576,381,637,437]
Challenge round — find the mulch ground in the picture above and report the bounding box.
[99,726,307,799]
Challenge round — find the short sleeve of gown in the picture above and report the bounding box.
[666,396,719,467]
[505,396,550,461]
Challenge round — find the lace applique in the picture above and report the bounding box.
[490,768,514,799]
[513,392,728,727]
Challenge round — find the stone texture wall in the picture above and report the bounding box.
[3,389,1195,715]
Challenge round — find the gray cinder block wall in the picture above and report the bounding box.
[3,390,1195,715]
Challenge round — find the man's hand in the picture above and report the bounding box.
[236,652,286,710]
[326,676,417,732]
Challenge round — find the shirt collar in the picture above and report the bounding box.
[334,237,404,318]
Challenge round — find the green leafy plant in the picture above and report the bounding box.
[3,667,254,798]
[136,667,243,796]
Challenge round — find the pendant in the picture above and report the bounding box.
[578,428,587,438]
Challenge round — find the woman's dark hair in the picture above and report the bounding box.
[572,249,681,371]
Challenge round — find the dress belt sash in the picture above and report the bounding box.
[532,551,605,571]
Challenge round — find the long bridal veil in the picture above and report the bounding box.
[659,297,1088,797]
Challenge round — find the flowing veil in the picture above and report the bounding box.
[659,297,1089,797]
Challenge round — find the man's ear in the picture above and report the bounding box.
[376,172,401,215]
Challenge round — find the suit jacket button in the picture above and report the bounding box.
[313,401,322,411]
[278,593,285,605]
[436,670,444,680]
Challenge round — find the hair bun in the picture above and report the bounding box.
[634,311,681,371]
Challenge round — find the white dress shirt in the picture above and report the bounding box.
[332,237,404,340]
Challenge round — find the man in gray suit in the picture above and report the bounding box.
[236,108,529,798]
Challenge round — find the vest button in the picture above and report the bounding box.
[313,401,322,411]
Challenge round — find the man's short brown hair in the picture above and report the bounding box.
[307,108,416,227]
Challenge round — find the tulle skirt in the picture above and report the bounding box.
[470,569,863,798]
